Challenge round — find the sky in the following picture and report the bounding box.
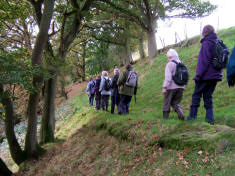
[156,0,235,48]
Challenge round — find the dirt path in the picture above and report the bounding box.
[66,81,87,100]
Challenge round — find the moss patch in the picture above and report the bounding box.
[157,122,235,152]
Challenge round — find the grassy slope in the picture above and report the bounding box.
[20,27,235,176]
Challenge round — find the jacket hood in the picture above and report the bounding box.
[201,33,217,43]
[169,56,180,63]
[103,76,109,79]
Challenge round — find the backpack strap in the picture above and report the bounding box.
[126,71,132,82]
[207,39,218,44]
[171,60,178,65]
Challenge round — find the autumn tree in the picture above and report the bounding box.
[39,0,95,143]
[0,0,35,164]
[97,0,216,59]
[85,9,144,65]
[24,0,55,157]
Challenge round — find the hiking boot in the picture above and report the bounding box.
[163,111,169,119]
[175,108,186,120]
[205,108,214,124]
[187,107,198,120]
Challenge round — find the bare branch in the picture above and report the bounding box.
[99,0,148,31]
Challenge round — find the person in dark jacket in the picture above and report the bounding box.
[227,47,235,86]
[94,75,101,110]
[187,25,222,124]
[86,77,95,106]
[110,68,120,114]
[117,64,138,115]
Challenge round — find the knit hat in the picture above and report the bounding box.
[166,49,178,58]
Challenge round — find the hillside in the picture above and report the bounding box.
[19,27,235,176]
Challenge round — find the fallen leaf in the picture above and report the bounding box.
[198,151,203,155]
[202,156,209,163]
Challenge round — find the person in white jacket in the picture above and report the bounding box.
[99,71,112,111]
[162,49,185,120]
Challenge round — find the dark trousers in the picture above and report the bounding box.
[111,94,120,114]
[89,94,95,106]
[119,94,132,114]
[163,88,184,112]
[191,80,217,109]
[101,95,110,111]
[95,94,101,110]
[189,80,217,122]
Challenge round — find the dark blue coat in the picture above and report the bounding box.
[227,47,235,86]
[195,33,223,81]
[111,74,119,96]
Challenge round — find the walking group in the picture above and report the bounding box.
[86,64,138,115]
[163,25,231,125]
[86,24,234,124]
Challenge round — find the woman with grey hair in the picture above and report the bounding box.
[99,71,112,111]
[110,68,120,114]
[162,49,185,120]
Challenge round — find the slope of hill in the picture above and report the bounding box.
[19,27,235,176]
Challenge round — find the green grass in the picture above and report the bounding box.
[19,27,235,176]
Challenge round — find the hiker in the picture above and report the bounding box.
[162,49,186,120]
[94,75,102,110]
[227,47,235,86]
[110,68,120,114]
[117,64,138,115]
[99,71,112,111]
[86,77,95,106]
[187,25,222,124]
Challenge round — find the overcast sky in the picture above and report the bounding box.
[156,0,235,48]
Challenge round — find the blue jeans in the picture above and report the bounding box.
[89,94,95,106]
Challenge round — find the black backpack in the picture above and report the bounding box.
[209,39,229,70]
[104,78,111,91]
[171,60,189,86]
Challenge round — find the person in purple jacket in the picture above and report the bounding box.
[187,25,222,124]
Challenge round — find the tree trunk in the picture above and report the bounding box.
[82,43,86,81]
[147,24,157,60]
[40,75,56,144]
[32,0,57,145]
[125,39,132,64]
[40,41,57,144]
[82,56,86,81]
[0,84,26,165]
[139,34,145,59]
[117,46,127,66]
[0,158,12,176]
[25,0,55,158]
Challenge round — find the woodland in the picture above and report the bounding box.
[0,0,217,175]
